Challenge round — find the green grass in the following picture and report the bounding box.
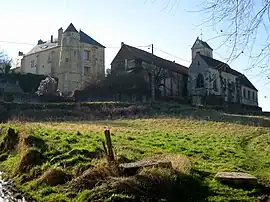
[0,112,270,201]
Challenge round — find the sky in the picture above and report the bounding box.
[0,0,269,111]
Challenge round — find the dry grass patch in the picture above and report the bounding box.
[37,167,72,186]
[144,153,192,174]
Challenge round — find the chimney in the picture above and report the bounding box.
[37,39,44,45]
[121,42,124,47]
[58,27,63,45]
[51,35,53,43]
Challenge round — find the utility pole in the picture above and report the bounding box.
[151,44,155,102]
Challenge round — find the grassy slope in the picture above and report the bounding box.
[0,112,270,201]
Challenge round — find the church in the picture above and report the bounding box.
[188,37,258,108]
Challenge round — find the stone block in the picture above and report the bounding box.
[119,160,172,176]
[214,172,257,185]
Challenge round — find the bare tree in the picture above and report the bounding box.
[153,0,270,82]
[0,51,12,74]
[190,0,270,79]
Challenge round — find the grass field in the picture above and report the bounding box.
[0,110,270,201]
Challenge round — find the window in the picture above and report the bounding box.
[248,90,250,99]
[84,66,91,75]
[196,51,200,55]
[243,88,246,98]
[64,73,68,81]
[196,73,204,88]
[31,60,35,68]
[252,91,256,100]
[213,79,218,91]
[197,61,200,66]
[65,58,69,62]
[42,65,45,68]
[74,51,76,56]
[83,50,90,60]
[48,51,54,63]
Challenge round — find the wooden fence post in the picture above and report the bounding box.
[104,129,114,162]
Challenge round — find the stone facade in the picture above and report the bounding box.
[188,38,258,107]
[20,23,105,95]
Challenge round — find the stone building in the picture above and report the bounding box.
[188,37,258,107]
[20,23,105,95]
[111,43,188,101]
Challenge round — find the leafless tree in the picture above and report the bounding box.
[153,0,270,81]
[0,51,12,74]
[198,1,270,66]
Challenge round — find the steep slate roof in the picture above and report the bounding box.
[79,30,105,48]
[199,55,257,91]
[111,44,188,75]
[64,23,78,33]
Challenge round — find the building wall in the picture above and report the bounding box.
[20,47,60,76]
[191,39,213,60]
[58,31,82,94]
[187,55,209,98]
[240,86,258,106]
[220,71,238,103]
[80,42,105,88]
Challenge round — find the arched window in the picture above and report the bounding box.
[196,73,204,88]
[213,79,218,91]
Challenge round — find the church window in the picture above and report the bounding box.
[196,73,204,88]
[243,88,246,97]
[213,79,218,91]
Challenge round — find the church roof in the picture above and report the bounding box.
[79,30,105,48]
[111,44,188,75]
[64,23,78,33]
[199,55,257,91]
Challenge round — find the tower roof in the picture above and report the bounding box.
[192,37,213,50]
[64,23,78,33]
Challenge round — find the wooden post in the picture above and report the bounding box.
[104,129,115,162]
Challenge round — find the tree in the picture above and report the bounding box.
[0,51,12,74]
[196,0,270,70]
[35,75,59,96]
